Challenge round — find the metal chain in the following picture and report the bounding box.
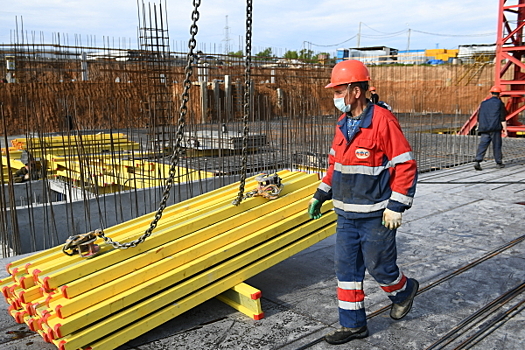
[232,0,253,206]
[94,0,201,250]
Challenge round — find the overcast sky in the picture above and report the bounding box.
[1,0,498,56]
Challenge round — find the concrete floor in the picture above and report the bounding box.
[1,159,524,350]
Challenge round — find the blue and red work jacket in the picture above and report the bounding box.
[313,103,417,219]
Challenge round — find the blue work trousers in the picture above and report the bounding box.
[335,214,412,328]
[475,131,503,164]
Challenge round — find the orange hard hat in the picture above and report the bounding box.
[369,86,376,91]
[490,86,502,93]
[325,60,371,88]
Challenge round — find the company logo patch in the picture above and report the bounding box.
[355,148,370,159]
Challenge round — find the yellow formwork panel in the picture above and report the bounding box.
[21,170,297,282]
[69,221,336,350]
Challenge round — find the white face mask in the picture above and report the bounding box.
[334,97,351,113]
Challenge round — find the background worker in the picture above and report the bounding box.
[369,86,379,104]
[474,85,508,170]
[307,59,419,345]
[14,163,31,183]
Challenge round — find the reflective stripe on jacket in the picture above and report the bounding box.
[314,104,417,219]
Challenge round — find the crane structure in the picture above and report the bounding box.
[459,0,525,135]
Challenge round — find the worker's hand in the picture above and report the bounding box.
[308,198,323,219]
[382,208,402,230]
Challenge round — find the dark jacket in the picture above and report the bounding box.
[477,96,506,133]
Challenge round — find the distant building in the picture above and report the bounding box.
[458,44,496,63]
[336,46,399,65]
[397,50,426,65]
[336,46,466,65]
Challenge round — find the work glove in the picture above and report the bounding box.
[382,208,402,230]
[308,198,323,219]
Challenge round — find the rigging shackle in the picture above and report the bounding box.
[242,173,284,201]
[62,231,100,258]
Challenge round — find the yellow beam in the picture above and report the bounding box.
[36,173,313,316]
[17,285,42,304]
[216,283,264,320]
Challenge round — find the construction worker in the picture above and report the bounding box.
[14,163,31,183]
[369,86,379,104]
[474,86,508,170]
[307,59,419,345]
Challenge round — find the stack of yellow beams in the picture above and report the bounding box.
[10,133,139,158]
[0,157,26,183]
[1,170,335,350]
[1,147,24,158]
[48,155,215,190]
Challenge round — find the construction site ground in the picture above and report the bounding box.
[1,159,525,350]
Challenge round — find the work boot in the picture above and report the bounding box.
[474,162,482,171]
[390,278,419,320]
[324,326,369,345]
[497,163,505,168]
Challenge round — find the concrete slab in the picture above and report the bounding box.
[0,161,524,350]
